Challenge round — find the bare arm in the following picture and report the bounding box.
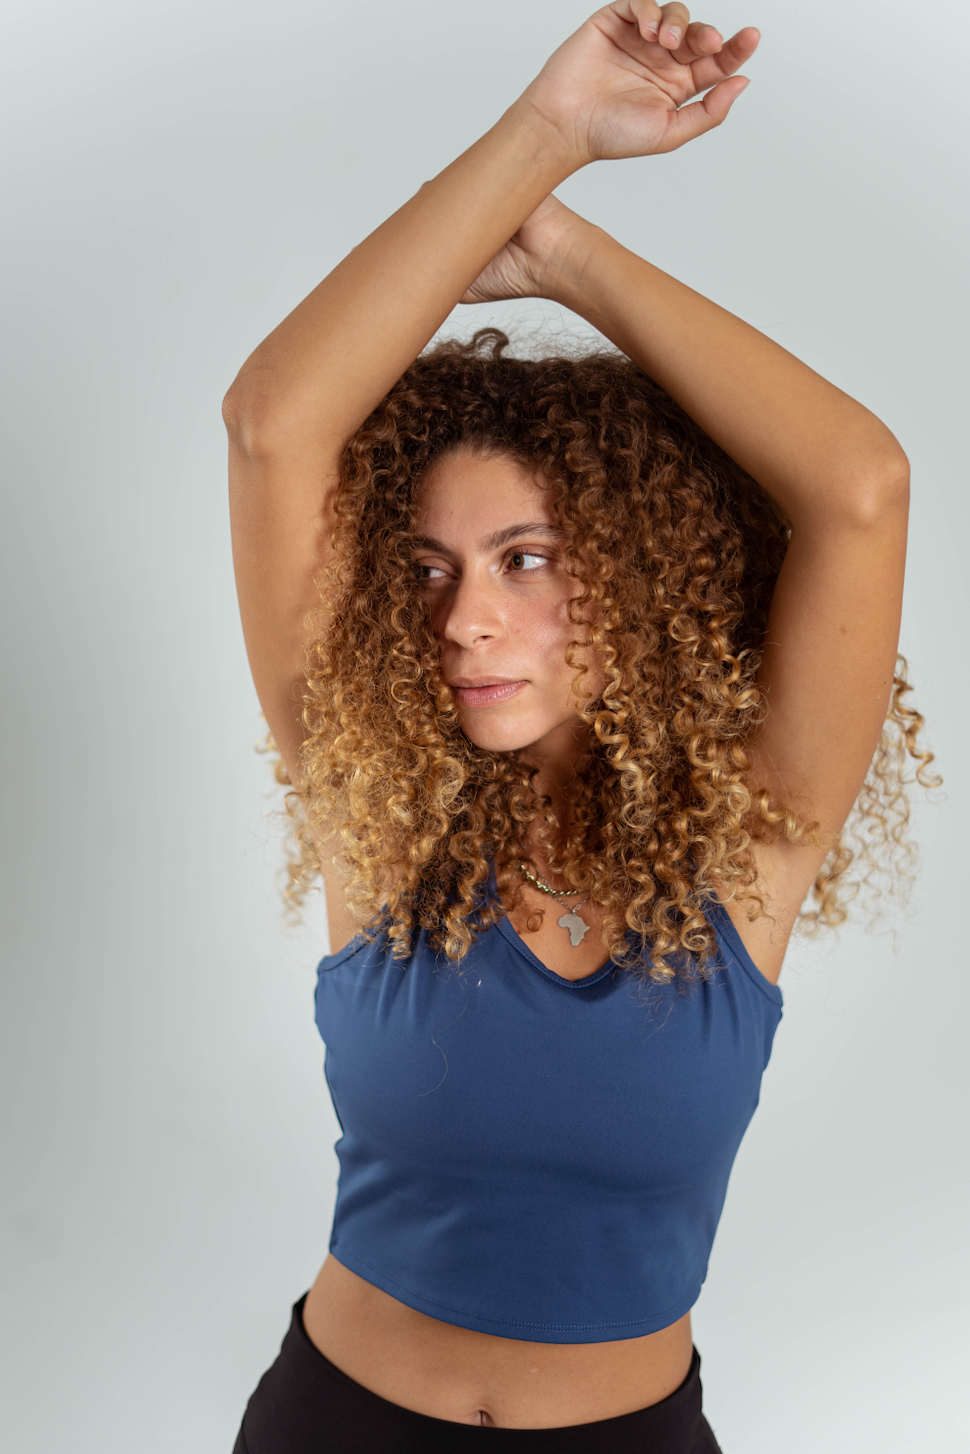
[223,114,576,780]
[466,192,909,969]
[223,1,758,943]
[553,222,909,940]
[224,116,583,953]
[224,116,574,464]
[549,228,909,524]
[223,1,754,783]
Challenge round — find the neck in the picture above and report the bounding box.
[518,716,589,860]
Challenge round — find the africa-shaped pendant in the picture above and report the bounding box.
[558,911,591,947]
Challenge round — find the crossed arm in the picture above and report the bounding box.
[224,1,909,879]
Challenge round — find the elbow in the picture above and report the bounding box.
[222,366,290,458]
[834,440,910,526]
[221,380,245,440]
[856,446,910,523]
[221,365,258,448]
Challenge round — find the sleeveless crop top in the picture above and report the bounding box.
[313,871,783,1344]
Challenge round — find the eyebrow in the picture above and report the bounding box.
[410,522,567,556]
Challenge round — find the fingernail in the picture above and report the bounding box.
[664,26,682,45]
[646,22,659,37]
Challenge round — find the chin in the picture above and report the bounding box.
[461,729,535,755]
[456,708,571,756]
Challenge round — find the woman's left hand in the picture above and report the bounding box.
[460,195,594,305]
[520,3,759,169]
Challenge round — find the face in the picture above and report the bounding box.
[411,447,604,767]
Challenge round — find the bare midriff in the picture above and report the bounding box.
[301,1254,694,1430]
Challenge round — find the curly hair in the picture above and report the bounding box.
[272,328,940,982]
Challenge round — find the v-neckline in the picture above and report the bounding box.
[493,914,620,989]
[484,857,627,988]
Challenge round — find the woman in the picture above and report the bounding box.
[224,4,935,1449]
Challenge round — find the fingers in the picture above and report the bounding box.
[686,26,760,95]
[659,73,750,151]
[671,20,725,60]
[613,1,689,49]
[614,3,758,68]
[654,2,692,49]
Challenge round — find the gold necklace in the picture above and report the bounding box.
[517,860,591,947]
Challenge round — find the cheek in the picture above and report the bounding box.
[515,599,605,711]
[511,595,576,663]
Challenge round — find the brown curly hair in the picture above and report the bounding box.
[273,328,940,982]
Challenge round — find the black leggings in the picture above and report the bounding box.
[233,1294,723,1453]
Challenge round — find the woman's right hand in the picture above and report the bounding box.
[518,2,759,168]
[460,195,595,305]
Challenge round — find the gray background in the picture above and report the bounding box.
[1,0,967,1449]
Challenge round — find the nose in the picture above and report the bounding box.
[437,570,505,651]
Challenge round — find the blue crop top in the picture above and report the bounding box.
[314,873,783,1344]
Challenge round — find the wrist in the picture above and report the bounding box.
[496,95,588,182]
[539,220,614,311]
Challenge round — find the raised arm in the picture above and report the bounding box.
[546,219,907,524]
[463,179,910,973]
[221,119,573,783]
[223,2,759,947]
[222,2,756,785]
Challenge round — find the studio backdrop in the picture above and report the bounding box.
[1,1,967,1450]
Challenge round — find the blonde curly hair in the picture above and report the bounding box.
[272,328,940,982]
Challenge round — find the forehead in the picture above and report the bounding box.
[414,449,550,540]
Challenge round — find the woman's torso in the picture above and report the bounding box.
[303,870,789,1429]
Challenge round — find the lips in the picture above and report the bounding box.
[451,680,527,709]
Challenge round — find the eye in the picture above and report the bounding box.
[414,562,449,582]
[506,551,549,574]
